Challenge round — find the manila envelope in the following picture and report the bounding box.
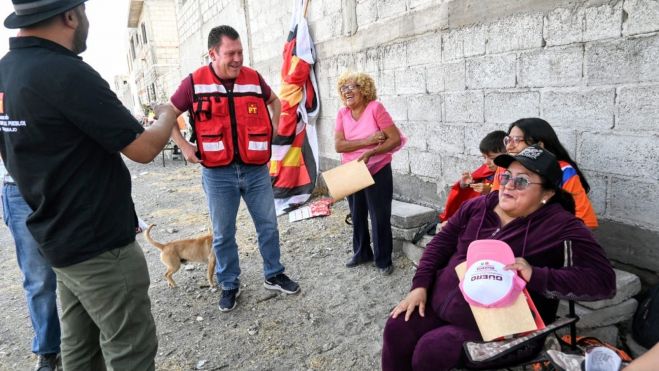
[456,262,538,341]
[321,160,375,200]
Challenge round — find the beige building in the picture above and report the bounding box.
[126,0,181,114]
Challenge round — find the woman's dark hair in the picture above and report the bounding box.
[543,183,576,215]
[508,118,590,193]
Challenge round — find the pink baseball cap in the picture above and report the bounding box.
[459,239,526,308]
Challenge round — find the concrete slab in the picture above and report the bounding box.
[402,241,424,266]
[390,200,437,229]
[558,299,638,329]
[392,225,424,241]
[579,269,641,310]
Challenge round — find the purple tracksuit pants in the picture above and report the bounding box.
[381,304,481,371]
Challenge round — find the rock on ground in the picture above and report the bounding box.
[0,158,414,370]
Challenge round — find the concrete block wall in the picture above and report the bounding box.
[170,0,659,276]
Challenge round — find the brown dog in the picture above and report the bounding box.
[144,224,216,288]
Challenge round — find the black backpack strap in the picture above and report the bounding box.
[187,73,198,143]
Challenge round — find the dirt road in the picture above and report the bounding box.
[0,157,414,370]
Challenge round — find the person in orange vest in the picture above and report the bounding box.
[491,118,598,229]
[169,25,300,313]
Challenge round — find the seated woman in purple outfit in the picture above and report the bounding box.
[381,145,616,371]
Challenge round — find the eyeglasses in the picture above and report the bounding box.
[503,135,526,146]
[499,172,543,190]
[339,84,359,93]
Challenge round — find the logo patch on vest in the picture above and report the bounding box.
[0,92,4,114]
[247,103,258,115]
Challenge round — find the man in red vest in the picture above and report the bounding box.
[170,25,300,313]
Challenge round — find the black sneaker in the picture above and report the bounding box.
[35,353,60,371]
[264,273,300,294]
[379,265,394,276]
[218,288,241,312]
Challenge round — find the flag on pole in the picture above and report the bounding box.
[270,0,320,215]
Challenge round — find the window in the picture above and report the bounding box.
[130,37,136,60]
[141,23,148,44]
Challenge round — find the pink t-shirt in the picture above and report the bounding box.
[335,100,396,174]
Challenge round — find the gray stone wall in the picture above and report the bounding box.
[173,0,659,275]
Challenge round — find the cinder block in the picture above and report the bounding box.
[391,200,437,229]
[484,91,540,124]
[391,148,410,174]
[557,299,638,329]
[487,13,544,54]
[616,84,659,132]
[377,69,396,96]
[462,24,486,57]
[579,133,659,180]
[623,0,659,36]
[406,33,442,66]
[595,221,659,274]
[443,61,466,91]
[444,91,483,123]
[518,45,583,87]
[585,36,659,85]
[392,226,423,241]
[392,173,441,207]
[609,177,659,229]
[442,29,463,62]
[395,66,427,95]
[356,0,378,27]
[426,65,445,93]
[579,269,642,310]
[408,95,442,122]
[584,2,622,41]
[442,155,482,187]
[426,124,465,155]
[544,7,584,46]
[379,95,408,122]
[402,241,424,266]
[583,170,607,217]
[541,88,615,130]
[462,124,506,157]
[398,122,428,150]
[378,0,407,20]
[466,53,516,89]
[418,234,434,248]
[409,150,443,179]
[382,43,407,71]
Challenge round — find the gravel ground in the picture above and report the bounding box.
[0,156,415,370]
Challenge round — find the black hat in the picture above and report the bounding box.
[4,0,88,29]
[494,144,563,188]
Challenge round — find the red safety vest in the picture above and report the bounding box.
[189,65,272,167]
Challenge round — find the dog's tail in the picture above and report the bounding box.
[144,224,165,250]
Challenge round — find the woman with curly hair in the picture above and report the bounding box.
[334,71,405,275]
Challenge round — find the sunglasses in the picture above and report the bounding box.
[499,172,543,190]
[339,84,359,93]
[503,135,526,146]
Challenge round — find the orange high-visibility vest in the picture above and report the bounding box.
[190,65,272,167]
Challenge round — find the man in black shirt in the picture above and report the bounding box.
[0,1,176,369]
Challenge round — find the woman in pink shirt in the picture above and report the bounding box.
[334,72,404,275]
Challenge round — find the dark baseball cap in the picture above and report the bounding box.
[494,144,563,188]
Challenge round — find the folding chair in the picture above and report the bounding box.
[463,241,579,370]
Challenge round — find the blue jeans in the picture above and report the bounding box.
[2,183,60,355]
[202,164,285,290]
